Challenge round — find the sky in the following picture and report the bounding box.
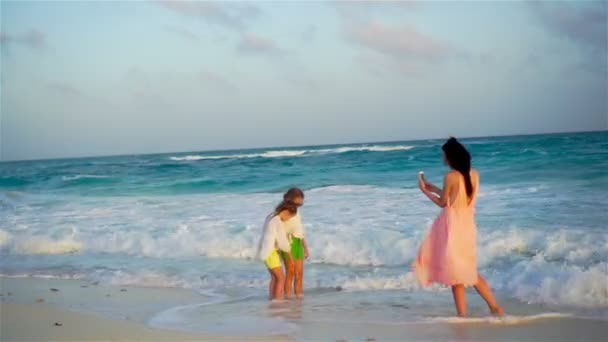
[1,0,606,161]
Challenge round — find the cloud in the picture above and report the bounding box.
[164,25,200,41]
[200,70,237,92]
[529,1,607,72]
[333,0,422,21]
[124,67,237,100]
[530,1,606,49]
[355,54,423,77]
[283,74,318,93]
[47,83,85,97]
[156,0,259,31]
[45,82,111,107]
[0,29,48,50]
[345,21,449,62]
[237,33,285,55]
[300,25,316,43]
[333,1,453,76]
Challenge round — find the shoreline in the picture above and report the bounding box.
[2,276,608,341]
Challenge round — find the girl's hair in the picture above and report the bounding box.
[274,200,298,216]
[442,137,473,198]
[283,187,304,201]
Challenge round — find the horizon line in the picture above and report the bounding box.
[2,128,606,163]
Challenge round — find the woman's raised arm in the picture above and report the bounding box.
[421,173,454,208]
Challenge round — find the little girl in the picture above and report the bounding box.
[257,200,297,300]
[280,188,309,299]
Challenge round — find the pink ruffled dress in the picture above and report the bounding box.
[414,175,478,287]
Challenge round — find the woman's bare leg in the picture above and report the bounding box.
[270,267,285,300]
[451,284,467,317]
[283,254,294,298]
[294,259,304,298]
[474,275,503,316]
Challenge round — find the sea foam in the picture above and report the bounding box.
[2,185,606,309]
[168,145,415,161]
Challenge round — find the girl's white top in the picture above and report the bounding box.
[284,213,306,239]
[257,215,291,260]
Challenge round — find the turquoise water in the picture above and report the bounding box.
[1,132,607,331]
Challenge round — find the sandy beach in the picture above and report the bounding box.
[0,277,290,341]
[2,302,229,341]
[2,276,607,341]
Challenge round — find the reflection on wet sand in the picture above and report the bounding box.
[268,298,304,320]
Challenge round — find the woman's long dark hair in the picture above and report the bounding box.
[442,137,473,198]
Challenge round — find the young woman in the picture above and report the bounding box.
[280,188,309,299]
[257,201,297,300]
[414,137,503,317]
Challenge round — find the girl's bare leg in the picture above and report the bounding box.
[268,269,277,300]
[283,254,294,298]
[270,267,285,300]
[294,259,304,298]
[474,275,504,316]
[451,284,467,317]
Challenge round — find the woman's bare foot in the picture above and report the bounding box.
[490,306,504,317]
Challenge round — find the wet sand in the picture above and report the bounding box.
[1,277,606,341]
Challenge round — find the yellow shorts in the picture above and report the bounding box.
[264,250,282,270]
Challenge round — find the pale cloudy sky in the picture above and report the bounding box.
[1,0,606,161]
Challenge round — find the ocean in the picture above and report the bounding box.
[1,132,607,335]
